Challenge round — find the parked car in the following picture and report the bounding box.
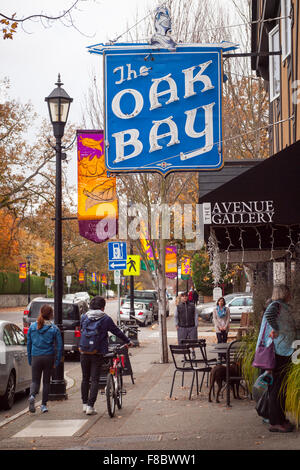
[106,290,116,298]
[198,293,253,322]
[120,301,153,327]
[73,291,90,306]
[143,290,170,318]
[123,290,170,320]
[0,321,32,410]
[23,297,89,356]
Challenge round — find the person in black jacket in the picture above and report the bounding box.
[174,292,198,344]
[79,296,133,415]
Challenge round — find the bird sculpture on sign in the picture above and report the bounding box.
[150,6,176,50]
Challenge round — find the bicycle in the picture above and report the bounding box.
[104,344,128,418]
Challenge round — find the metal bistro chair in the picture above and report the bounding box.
[181,339,218,391]
[169,345,200,400]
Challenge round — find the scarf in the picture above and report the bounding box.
[217,306,226,318]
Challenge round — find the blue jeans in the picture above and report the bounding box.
[80,353,104,407]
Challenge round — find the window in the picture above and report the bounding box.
[12,325,26,346]
[245,297,253,306]
[3,325,18,346]
[269,25,281,101]
[229,298,245,307]
[281,0,292,60]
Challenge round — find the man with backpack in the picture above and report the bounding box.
[79,296,133,415]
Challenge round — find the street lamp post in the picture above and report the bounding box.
[26,255,31,305]
[45,74,73,401]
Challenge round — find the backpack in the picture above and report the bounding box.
[188,291,193,301]
[80,316,103,353]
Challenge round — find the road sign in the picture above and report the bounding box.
[108,242,127,270]
[66,276,72,287]
[114,270,121,285]
[123,255,140,276]
[87,42,237,175]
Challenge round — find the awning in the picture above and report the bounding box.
[199,140,300,253]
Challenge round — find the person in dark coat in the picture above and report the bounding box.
[174,292,198,344]
[79,296,133,415]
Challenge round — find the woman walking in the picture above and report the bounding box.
[256,284,296,432]
[27,304,63,413]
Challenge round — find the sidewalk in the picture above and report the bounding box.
[0,329,299,451]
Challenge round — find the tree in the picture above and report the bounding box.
[0,1,81,40]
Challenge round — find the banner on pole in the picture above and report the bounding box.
[79,269,85,284]
[77,130,118,243]
[165,246,177,279]
[19,263,26,282]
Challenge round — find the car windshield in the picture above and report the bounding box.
[29,301,78,320]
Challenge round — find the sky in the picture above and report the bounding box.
[0,0,157,186]
[1,0,237,189]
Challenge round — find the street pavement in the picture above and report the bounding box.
[0,303,299,455]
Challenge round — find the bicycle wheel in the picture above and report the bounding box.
[116,372,123,409]
[106,373,116,418]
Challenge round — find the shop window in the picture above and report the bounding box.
[269,25,281,101]
[281,0,292,60]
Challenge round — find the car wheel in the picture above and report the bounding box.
[1,371,16,410]
[209,313,213,323]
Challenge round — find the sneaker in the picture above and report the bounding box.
[28,395,35,413]
[83,404,87,413]
[40,405,48,413]
[86,406,97,415]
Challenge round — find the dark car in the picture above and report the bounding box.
[23,297,89,357]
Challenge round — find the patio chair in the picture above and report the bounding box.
[169,344,199,400]
[180,339,218,390]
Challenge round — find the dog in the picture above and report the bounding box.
[208,363,241,403]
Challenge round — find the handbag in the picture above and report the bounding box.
[252,321,276,370]
[255,388,270,419]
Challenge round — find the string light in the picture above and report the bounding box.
[225,227,234,268]
[255,227,262,251]
[207,228,221,286]
[270,226,276,261]
[239,227,246,263]
[287,226,295,258]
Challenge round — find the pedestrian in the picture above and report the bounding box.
[79,296,134,415]
[192,289,199,306]
[255,284,296,433]
[212,297,230,361]
[27,304,63,413]
[174,292,198,344]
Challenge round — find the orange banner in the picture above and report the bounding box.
[77,130,118,221]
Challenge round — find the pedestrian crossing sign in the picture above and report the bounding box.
[123,255,140,276]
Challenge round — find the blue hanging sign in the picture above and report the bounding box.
[88,41,237,175]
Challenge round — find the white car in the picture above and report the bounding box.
[0,321,32,410]
[198,293,253,322]
[120,301,153,327]
[74,291,90,305]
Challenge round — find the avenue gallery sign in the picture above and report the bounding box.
[88,41,236,175]
[203,200,275,225]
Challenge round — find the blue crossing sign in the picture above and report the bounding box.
[108,242,127,270]
[87,41,237,175]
